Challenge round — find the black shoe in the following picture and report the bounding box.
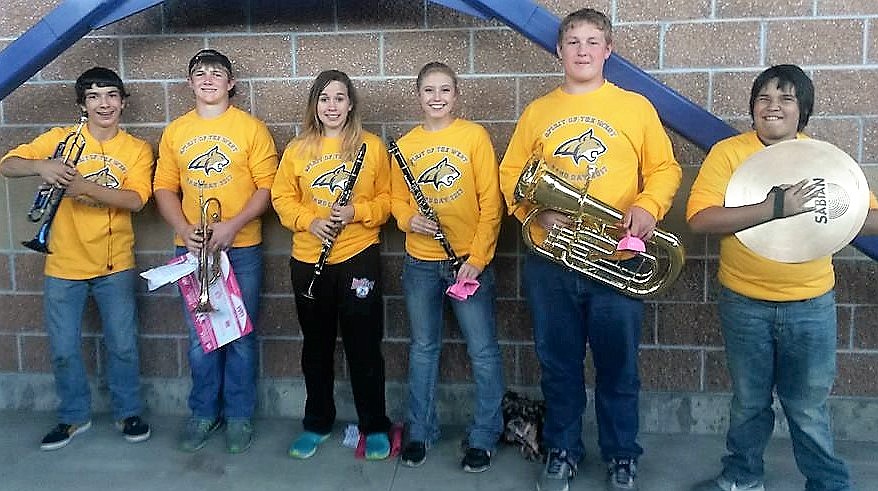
[40,421,92,451]
[115,416,151,443]
[400,441,427,467]
[607,457,638,490]
[461,447,491,473]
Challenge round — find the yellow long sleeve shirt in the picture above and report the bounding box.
[153,106,278,247]
[2,126,154,279]
[391,118,503,269]
[499,83,681,239]
[271,132,391,264]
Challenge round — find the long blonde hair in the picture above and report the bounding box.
[292,69,363,162]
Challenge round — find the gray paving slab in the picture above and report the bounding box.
[1,410,877,490]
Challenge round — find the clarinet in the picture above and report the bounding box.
[387,138,467,271]
[302,142,367,299]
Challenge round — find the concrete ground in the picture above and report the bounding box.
[2,410,878,491]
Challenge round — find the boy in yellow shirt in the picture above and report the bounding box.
[154,49,278,454]
[499,8,681,491]
[1,67,154,450]
[688,64,878,491]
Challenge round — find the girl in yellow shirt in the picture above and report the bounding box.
[390,62,504,472]
[271,69,392,460]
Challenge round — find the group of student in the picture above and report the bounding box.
[2,7,875,491]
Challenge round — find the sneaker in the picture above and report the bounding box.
[607,457,637,490]
[461,447,492,473]
[691,475,765,491]
[365,432,391,460]
[226,420,254,454]
[115,416,151,443]
[40,421,92,451]
[179,417,223,452]
[288,430,330,459]
[536,449,576,491]
[400,441,428,467]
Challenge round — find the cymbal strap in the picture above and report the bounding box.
[770,186,784,219]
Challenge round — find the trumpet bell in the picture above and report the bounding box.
[514,157,685,297]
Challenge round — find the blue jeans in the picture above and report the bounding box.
[523,252,644,463]
[403,255,504,451]
[177,245,262,421]
[718,287,851,491]
[44,269,143,423]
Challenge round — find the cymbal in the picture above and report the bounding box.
[725,139,870,263]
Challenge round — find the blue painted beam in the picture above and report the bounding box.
[432,0,878,259]
[0,0,164,102]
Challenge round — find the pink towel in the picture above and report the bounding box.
[445,278,480,300]
[617,234,646,253]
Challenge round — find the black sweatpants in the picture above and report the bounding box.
[291,244,391,435]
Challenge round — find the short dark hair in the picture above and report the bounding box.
[188,49,236,97]
[75,67,128,105]
[749,64,814,131]
[558,8,613,46]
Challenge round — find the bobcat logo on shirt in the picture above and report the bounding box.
[313,164,352,194]
[554,129,607,166]
[417,157,461,190]
[188,145,230,175]
[84,167,120,188]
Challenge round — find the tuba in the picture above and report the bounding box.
[22,114,88,253]
[195,189,222,313]
[513,154,685,297]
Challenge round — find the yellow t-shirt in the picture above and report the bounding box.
[153,106,279,247]
[499,82,681,240]
[687,131,878,301]
[391,118,503,269]
[2,126,154,279]
[271,132,391,264]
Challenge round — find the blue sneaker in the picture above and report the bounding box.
[365,432,390,460]
[288,431,330,459]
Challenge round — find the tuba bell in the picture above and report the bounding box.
[195,189,222,313]
[513,153,685,297]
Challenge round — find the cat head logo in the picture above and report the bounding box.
[188,145,230,175]
[83,168,120,188]
[417,157,461,190]
[553,129,607,166]
[313,164,351,194]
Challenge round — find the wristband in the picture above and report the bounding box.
[770,186,785,219]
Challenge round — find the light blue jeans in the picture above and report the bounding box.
[44,269,143,424]
[718,286,851,491]
[403,255,504,451]
[177,245,262,421]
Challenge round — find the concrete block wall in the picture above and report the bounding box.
[2,0,878,435]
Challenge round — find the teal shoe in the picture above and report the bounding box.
[365,432,390,460]
[288,431,330,459]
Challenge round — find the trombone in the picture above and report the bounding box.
[195,188,222,313]
[22,114,88,253]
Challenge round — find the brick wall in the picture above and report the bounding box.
[2,0,878,413]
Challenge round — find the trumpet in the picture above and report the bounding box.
[302,143,367,300]
[513,154,685,298]
[22,114,88,253]
[195,189,222,313]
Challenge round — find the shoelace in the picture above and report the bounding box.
[612,459,635,483]
[546,450,570,476]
